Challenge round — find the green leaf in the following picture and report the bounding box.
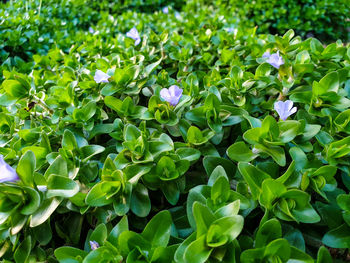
[227,141,257,162]
[284,228,305,252]
[206,224,228,247]
[55,247,87,262]
[85,181,121,207]
[73,101,96,122]
[62,130,78,151]
[193,202,216,237]
[319,71,339,94]
[47,175,79,198]
[20,186,41,215]
[203,156,236,178]
[44,155,68,178]
[255,219,282,248]
[322,224,350,248]
[108,216,128,246]
[2,79,28,98]
[144,58,162,76]
[89,224,107,248]
[316,246,333,263]
[30,198,61,227]
[289,246,313,263]
[174,232,196,263]
[104,96,122,113]
[80,145,105,162]
[238,162,271,200]
[16,150,36,187]
[264,238,291,261]
[175,147,201,162]
[141,210,172,247]
[289,147,307,171]
[184,235,212,263]
[255,144,286,166]
[14,236,31,263]
[32,221,52,246]
[211,215,244,242]
[211,176,230,205]
[255,63,271,78]
[337,194,350,211]
[162,181,180,205]
[130,184,151,217]
[187,126,214,145]
[260,179,286,210]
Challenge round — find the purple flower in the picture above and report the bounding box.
[89,241,100,250]
[226,27,235,33]
[160,85,183,106]
[0,155,20,183]
[263,51,284,69]
[262,51,270,58]
[162,6,169,14]
[94,70,110,84]
[88,27,94,34]
[274,100,297,121]
[126,27,141,46]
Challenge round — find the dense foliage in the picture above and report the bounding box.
[0,0,350,262]
[229,0,350,42]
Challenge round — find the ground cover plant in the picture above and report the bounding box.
[0,0,350,262]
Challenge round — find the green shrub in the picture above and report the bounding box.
[226,0,350,42]
[0,0,350,262]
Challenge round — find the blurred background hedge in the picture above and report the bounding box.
[224,0,350,42]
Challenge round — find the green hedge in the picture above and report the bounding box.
[227,0,350,42]
[0,0,350,262]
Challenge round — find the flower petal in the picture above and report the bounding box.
[0,155,20,183]
[94,70,110,83]
[262,51,270,58]
[285,100,294,111]
[289,106,297,115]
[160,86,183,106]
[89,241,100,250]
[274,100,297,121]
[126,27,139,40]
[160,88,171,101]
[134,37,141,46]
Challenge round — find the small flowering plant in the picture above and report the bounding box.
[89,241,100,250]
[94,70,110,83]
[126,27,141,46]
[274,100,297,121]
[160,85,183,106]
[0,0,349,261]
[146,95,179,125]
[263,51,284,69]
